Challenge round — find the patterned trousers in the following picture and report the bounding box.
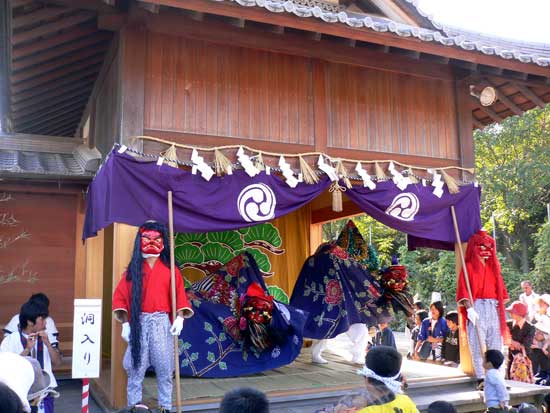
[123,312,174,409]
[467,299,503,378]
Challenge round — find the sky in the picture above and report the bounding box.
[416,0,550,44]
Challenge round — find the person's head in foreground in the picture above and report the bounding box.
[219,387,269,413]
[359,346,403,393]
[0,382,24,413]
[427,400,457,413]
[484,349,505,370]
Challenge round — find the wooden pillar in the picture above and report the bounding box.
[110,223,138,408]
[74,195,87,299]
[118,26,146,151]
[455,241,473,375]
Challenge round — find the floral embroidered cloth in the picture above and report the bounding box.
[290,222,392,339]
[178,252,306,377]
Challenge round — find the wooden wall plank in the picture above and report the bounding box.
[325,63,459,160]
[144,35,315,145]
[0,189,77,351]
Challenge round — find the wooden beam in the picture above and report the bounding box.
[12,85,93,119]
[118,27,146,148]
[12,78,94,111]
[455,80,474,168]
[12,6,69,30]
[481,78,523,116]
[11,44,108,83]
[12,25,98,60]
[97,12,128,31]
[12,65,100,103]
[309,32,321,41]
[514,83,547,108]
[144,13,455,81]
[471,97,502,123]
[142,0,550,77]
[11,55,103,93]
[472,118,485,129]
[12,32,111,71]
[12,11,96,45]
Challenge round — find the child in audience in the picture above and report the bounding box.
[219,387,269,413]
[442,311,460,366]
[484,349,509,413]
[373,320,396,349]
[1,302,61,413]
[408,310,428,360]
[427,401,457,413]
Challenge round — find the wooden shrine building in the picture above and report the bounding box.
[0,0,549,409]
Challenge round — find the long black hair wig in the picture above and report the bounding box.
[127,221,171,368]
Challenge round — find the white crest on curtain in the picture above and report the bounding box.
[237,183,277,222]
[385,193,420,221]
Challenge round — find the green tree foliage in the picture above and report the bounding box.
[475,107,550,274]
[531,222,550,292]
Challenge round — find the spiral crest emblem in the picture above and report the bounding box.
[237,183,276,222]
[385,193,420,222]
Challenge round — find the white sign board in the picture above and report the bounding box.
[72,299,102,379]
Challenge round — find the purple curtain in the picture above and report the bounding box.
[83,150,331,238]
[83,149,481,250]
[345,181,481,250]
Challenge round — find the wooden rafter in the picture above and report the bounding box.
[472,118,485,129]
[11,25,98,60]
[514,83,547,108]
[11,44,107,83]
[11,55,103,93]
[29,113,83,135]
[41,0,118,13]
[18,106,85,131]
[11,65,100,103]
[12,6,69,30]
[12,78,95,112]
[12,11,95,45]
[481,78,523,116]
[13,96,90,126]
[12,32,111,71]
[12,85,93,119]
[471,96,503,122]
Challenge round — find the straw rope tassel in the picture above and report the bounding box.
[299,156,319,184]
[407,168,419,184]
[335,160,352,189]
[441,169,460,194]
[214,149,232,175]
[254,152,265,171]
[162,145,179,168]
[374,162,386,180]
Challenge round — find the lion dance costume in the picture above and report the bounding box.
[112,221,193,412]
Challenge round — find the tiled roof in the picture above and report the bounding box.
[212,0,550,68]
[0,134,101,179]
[0,150,88,176]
